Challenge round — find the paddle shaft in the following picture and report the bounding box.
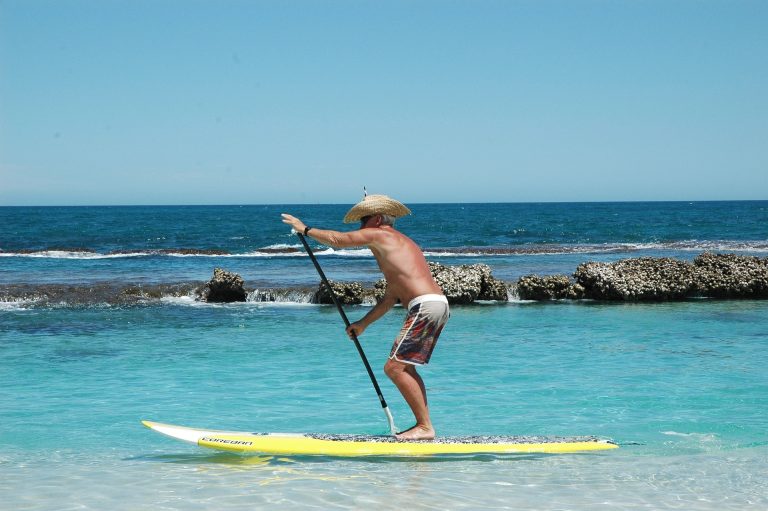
[296,233,397,435]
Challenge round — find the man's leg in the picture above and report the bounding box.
[384,358,435,440]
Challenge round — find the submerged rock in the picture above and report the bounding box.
[197,267,247,302]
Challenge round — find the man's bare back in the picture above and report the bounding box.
[366,226,443,306]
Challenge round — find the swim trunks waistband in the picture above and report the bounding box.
[408,294,449,310]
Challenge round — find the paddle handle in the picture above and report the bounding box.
[297,233,397,436]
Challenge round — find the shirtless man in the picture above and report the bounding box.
[281,194,449,440]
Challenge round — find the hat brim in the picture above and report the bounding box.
[343,195,412,223]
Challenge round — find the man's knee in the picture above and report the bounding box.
[384,358,404,378]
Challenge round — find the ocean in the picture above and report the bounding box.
[1,201,767,510]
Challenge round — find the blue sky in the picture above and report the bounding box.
[1,0,766,205]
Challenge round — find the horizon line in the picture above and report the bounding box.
[1,198,767,208]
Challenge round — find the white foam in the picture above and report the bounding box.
[2,239,766,260]
[159,295,198,305]
[423,250,504,257]
[164,252,226,258]
[324,248,373,257]
[662,431,720,442]
[247,289,315,304]
[622,241,768,253]
[240,247,373,257]
[158,293,320,307]
[0,298,39,310]
[261,243,303,250]
[238,250,307,258]
[0,251,146,260]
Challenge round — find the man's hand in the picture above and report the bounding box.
[346,322,366,340]
[281,213,306,234]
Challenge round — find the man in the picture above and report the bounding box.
[281,194,449,440]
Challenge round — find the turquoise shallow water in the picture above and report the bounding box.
[2,299,767,509]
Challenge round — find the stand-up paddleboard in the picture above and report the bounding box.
[142,421,618,456]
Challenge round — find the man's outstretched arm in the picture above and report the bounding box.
[281,213,375,248]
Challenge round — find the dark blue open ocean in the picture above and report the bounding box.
[1,201,767,510]
[2,201,767,291]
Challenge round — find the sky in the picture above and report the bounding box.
[0,0,766,206]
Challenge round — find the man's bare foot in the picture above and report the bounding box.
[395,424,435,441]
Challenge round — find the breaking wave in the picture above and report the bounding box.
[0,283,325,309]
[2,240,767,260]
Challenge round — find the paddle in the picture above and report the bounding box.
[296,232,398,436]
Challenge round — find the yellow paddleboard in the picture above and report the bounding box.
[142,420,618,456]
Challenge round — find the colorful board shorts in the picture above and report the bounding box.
[389,294,450,366]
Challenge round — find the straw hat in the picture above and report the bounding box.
[342,194,412,223]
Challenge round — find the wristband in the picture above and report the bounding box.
[303,226,312,236]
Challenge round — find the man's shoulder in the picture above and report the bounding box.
[374,226,410,241]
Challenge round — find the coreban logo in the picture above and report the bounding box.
[201,437,254,446]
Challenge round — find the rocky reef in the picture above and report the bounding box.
[517,274,584,301]
[517,253,768,301]
[573,257,697,301]
[194,262,510,305]
[693,252,768,298]
[427,262,510,304]
[6,253,765,308]
[197,267,247,302]
[188,253,768,305]
[313,262,510,305]
[0,282,199,307]
[314,280,366,305]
